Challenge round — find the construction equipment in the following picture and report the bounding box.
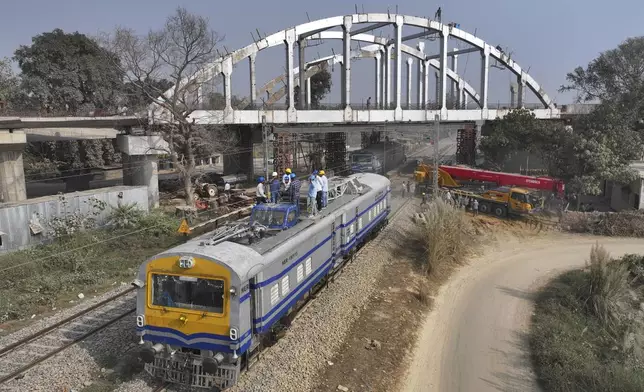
[452,186,539,217]
[414,164,565,197]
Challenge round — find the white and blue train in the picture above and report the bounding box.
[132,173,392,390]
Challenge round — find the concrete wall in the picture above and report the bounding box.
[0,185,149,253]
[608,178,644,211]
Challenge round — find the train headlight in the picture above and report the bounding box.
[136,314,145,327]
[229,327,239,341]
[178,256,195,269]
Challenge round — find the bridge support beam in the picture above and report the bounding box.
[342,16,352,112]
[406,58,413,110]
[393,16,404,114]
[305,77,312,108]
[385,45,392,108]
[423,60,429,109]
[435,72,439,106]
[117,134,166,209]
[374,52,381,108]
[510,83,517,108]
[249,53,257,107]
[451,49,459,109]
[0,131,27,203]
[417,42,425,109]
[438,27,449,112]
[457,80,465,109]
[517,75,527,108]
[298,40,306,110]
[285,30,296,113]
[480,46,490,110]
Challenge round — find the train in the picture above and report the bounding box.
[133,173,392,390]
[349,141,407,174]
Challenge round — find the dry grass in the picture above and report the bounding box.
[530,245,644,392]
[561,210,644,237]
[417,199,476,281]
[580,243,633,332]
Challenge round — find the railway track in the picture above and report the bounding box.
[0,287,137,386]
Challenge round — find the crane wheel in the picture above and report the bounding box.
[494,206,507,217]
[479,203,490,214]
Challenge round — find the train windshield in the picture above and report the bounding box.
[151,274,224,314]
[251,208,286,227]
[352,154,372,164]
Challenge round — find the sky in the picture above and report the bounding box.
[1,0,643,106]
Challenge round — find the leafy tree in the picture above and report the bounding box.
[294,68,332,108]
[0,58,19,108]
[14,29,124,114]
[123,78,173,111]
[104,7,237,205]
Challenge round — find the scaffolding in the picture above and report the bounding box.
[325,132,348,176]
[273,132,295,174]
[456,126,477,166]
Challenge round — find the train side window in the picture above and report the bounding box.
[297,264,304,283]
[368,210,372,221]
[270,284,279,306]
[349,223,355,237]
[305,257,312,275]
[384,198,387,209]
[358,217,363,231]
[281,275,290,296]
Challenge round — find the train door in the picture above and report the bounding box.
[331,220,339,267]
[341,213,347,254]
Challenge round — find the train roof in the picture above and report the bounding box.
[150,173,389,281]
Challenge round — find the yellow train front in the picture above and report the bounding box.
[133,240,261,390]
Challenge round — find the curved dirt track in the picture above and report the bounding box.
[402,235,644,392]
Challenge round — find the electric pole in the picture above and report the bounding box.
[433,114,440,198]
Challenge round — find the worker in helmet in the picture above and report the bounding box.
[283,168,292,191]
[256,176,267,204]
[421,192,427,206]
[319,170,329,208]
[290,173,301,213]
[270,172,280,203]
[307,174,319,218]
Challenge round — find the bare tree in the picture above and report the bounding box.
[103,7,236,205]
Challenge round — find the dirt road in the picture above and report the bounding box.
[402,235,644,392]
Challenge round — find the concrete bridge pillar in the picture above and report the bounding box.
[422,60,430,109]
[374,51,381,108]
[417,42,425,109]
[249,53,257,108]
[435,72,440,106]
[284,29,296,112]
[406,58,413,109]
[510,83,517,108]
[341,16,352,110]
[480,46,490,110]
[451,49,459,109]
[517,74,527,108]
[0,131,27,203]
[117,134,166,209]
[393,16,404,112]
[438,26,449,110]
[385,45,392,108]
[305,77,312,109]
[298,40,306,110]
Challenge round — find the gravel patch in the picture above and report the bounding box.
[229,199,414,392]
[0,284,140,392]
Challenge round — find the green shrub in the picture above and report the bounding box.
[108,202,144,229]
[0,210,182,324]
[530,247,644,392]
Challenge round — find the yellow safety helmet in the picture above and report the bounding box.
[285,168,292,174]
[319,170,325,175]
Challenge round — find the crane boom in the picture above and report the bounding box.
[439,165,565,196]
